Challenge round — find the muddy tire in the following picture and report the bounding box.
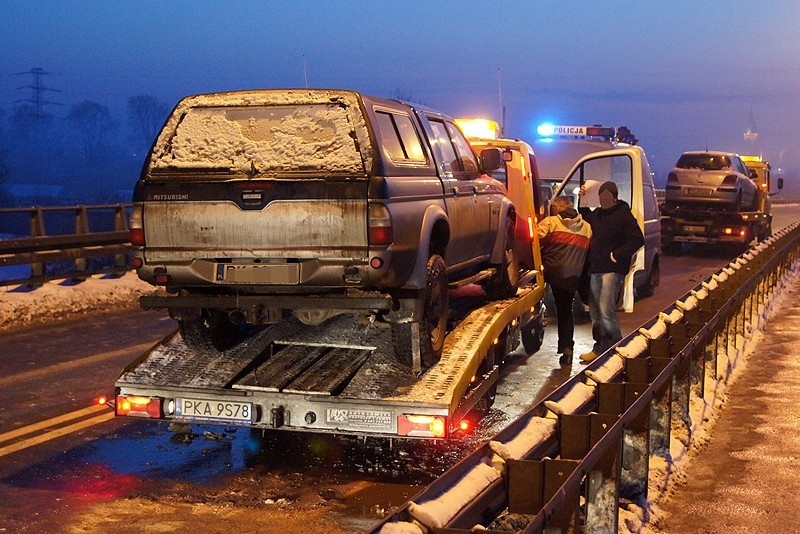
[475,335,502,413]
[391,254,449,370]
[178,310,241,352]
[483,220,520,300]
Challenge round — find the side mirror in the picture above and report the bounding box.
[749,169,758,180]
[778,177,784,190]
[480,148,504,172]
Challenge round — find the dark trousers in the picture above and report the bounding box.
[551,284,576,352]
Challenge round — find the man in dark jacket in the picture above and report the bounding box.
[579,181,644,362]
[539,196,591,363]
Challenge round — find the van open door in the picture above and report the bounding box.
[550,148,646,312]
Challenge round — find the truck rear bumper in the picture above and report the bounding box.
[140,292,394,312]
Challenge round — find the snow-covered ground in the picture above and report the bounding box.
[0,272,156,332]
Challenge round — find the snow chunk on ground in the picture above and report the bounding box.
[489,417,557,461]
[409,462,500,529]
[0,273,157,332]
[544,382,595,415]
[378,521,424,534]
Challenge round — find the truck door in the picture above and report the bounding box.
[551,148,645,312]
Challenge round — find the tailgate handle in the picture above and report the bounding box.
[241,191,263,205]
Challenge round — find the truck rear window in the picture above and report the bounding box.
[151,104,365,175]
[676,154,730,171]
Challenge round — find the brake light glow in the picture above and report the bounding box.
[397,414,448,438]
[459,419,471,432]
[368,203,393,246]
[116,395,162,418]
[724,228,733,235]
[129,228,145,246]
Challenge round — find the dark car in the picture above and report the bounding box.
[130,89,519,369]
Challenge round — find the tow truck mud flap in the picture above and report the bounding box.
[234,344,371,396]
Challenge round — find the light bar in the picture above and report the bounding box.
[536,124,616,138]
[741,155,762,163]
[455,119,500,139]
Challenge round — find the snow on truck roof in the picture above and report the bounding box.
[148,89,374,176]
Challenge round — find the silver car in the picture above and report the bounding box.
[666,151,758,210]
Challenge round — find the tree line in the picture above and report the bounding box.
[0,95,170,207]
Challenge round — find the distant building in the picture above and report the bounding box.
[744,109,758,144]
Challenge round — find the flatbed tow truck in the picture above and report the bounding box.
[661,155,782,252]
[113,125,548,440]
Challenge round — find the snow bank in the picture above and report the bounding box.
[0,272,156,331]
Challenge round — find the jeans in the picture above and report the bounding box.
[551,284,576,352]
[589,272,624,355]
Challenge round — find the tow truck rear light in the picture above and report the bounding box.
[398,414,447,438]
[722,174,739,185]
[368,203,393,246]
[528,216,535,239]
[116,395,162,418]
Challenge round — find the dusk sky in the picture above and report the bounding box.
[2,0,800,181]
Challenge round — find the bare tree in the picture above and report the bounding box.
[67,100,116,163]
[127,95,169,149]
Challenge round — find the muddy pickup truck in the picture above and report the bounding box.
[129,89,518,370]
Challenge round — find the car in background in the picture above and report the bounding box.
[665,151,758,210]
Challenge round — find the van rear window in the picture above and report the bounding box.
[152,104,365,175]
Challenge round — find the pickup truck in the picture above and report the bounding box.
[129,89,519,371]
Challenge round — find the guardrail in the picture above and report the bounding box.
[0,204,132,287]
[375,222,800,533]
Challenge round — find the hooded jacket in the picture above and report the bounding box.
[538,207,592,290]
[582,200,644,275]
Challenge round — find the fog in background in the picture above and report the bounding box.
[2,0,799,205]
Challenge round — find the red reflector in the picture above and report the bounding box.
[370,257,384,269]
[130,228,145,246]
[459,419,471,432]
[369,226,393,246]
[115,395,161,418]
[131,257,143,269]
[154,274,172,285]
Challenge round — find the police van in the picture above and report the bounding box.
[534,125,661,309]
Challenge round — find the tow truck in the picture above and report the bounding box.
[660,155,783,253]
[113,121,548,440]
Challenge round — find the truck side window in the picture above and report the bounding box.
[428,120,459,174]
[374,111,427,164]
[446,122,480,176]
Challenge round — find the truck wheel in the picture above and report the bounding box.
[391,254,449,370]
[475,335,502,413]
[521,313,545,354]
[178,310,241,352]
[483,220,520,300]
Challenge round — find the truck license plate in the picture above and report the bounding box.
[175,398,253,422]
[218,263,299,284]
[683,225,705,233]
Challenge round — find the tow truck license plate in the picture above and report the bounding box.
[683,225,705,232]
[176,398,253,422]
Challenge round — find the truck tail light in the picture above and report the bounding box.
[667,172,678,184]
[116,395,162,418]
[722,174,738,185]
[129,204,145,246]
[398,414,447,438]
[368,203,393,246]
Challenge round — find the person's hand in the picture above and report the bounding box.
[610,252,617,263]
[579,185,586,196]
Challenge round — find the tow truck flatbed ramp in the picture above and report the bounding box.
[115,286,544,437]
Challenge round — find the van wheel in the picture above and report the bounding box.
[638,257,659,298]
[391,254,448,370]
[178,310,241,352]
[483,220,520,300]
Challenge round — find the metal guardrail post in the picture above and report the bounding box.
[648,355,672,459]
[74,206,89,281]
[29,207,46,287]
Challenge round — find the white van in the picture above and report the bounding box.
[539,125,661,310]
